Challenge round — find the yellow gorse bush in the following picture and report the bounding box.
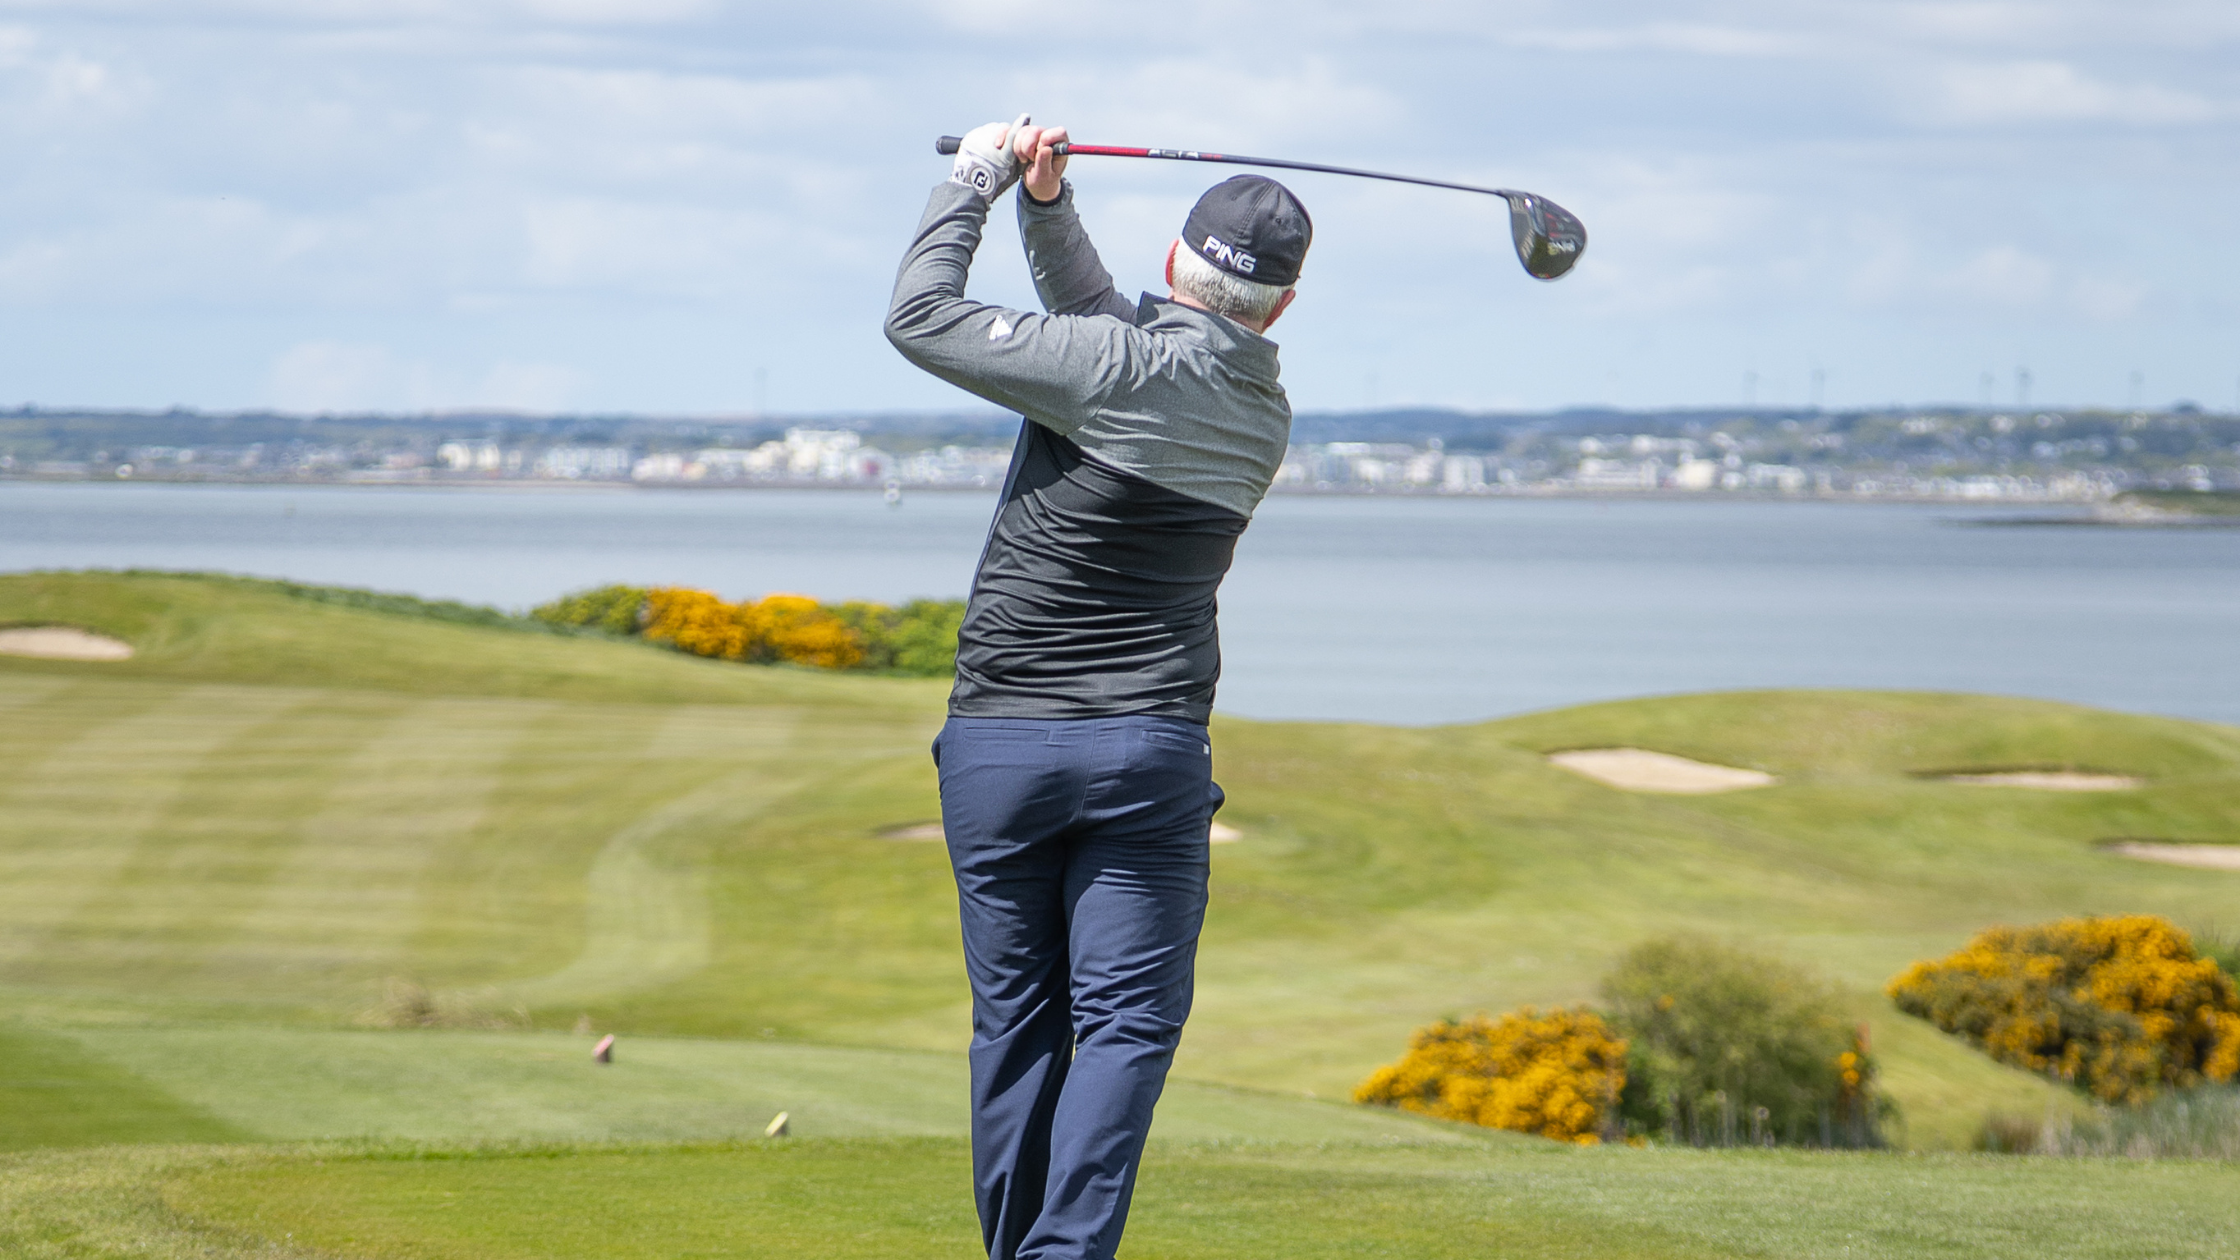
[641,587,865,670]
[1887,914,2240,1104]
[1353,1007,1626,1143]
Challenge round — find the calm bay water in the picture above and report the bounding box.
[4,481,2236,727]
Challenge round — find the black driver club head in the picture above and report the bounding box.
[1505,193,1587,280]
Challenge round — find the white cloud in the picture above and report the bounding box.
[1947,244,2055,305]
[476,359,585,409]
[2066,274,2148,321]
[269,340,424,412]
[0,26,145,121]
[1872,0,2240,49]
[268,340,585,411]
[1503,23,1808,57]
[519,197,788,295]
[1015,55,1402,155]
[0,1,716,26]
[1925,60,2219,126]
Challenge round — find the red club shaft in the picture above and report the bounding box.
[933,135,1519,200]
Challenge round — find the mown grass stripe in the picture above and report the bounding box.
[0,686,306,979]
[0,1026,245,1152]
[213,699,548,991]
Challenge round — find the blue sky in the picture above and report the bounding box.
[0,1,2234,416]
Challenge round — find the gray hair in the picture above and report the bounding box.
[1170,241,1291,326]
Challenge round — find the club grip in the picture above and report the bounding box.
[936,134,1071,157]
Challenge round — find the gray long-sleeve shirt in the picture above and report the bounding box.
[885,179,1293,721]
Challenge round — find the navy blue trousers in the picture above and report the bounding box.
[933,715,1221,1260]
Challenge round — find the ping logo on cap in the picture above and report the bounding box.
[1200,234,1257,276]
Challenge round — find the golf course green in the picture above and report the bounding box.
[4,570,2237,1257]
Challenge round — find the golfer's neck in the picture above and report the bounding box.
[1165,289,1267,334]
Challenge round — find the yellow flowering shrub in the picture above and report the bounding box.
[642,587,762,661]
[540,584,963,675]
[756,593,865,669]
[1353,1007,1626,1143]
[639,587,865,668]
[1888,915,2240,1104]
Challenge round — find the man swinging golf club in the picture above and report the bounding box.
[885,114,1310,1260]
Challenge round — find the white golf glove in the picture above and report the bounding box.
[950,113,1030,204]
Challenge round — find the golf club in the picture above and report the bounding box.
[936,134,1586,281]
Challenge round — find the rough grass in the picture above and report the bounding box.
[5,570,2239,1157]
[5,1137,2236,1260]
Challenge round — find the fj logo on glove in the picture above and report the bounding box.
[1199,234,1256,276]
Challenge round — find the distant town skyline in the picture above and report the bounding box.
[0,2,2234,416]
[9,403,2233,504]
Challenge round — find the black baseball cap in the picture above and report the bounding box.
[1182,175,1312,288]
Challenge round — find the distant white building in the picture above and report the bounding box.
[1440,454,1487,492]
[1746,463,1809,493]
[632,452,692,482]
[539,447,632,480]
[896,443,1014,487]
[1574,457,1661,490]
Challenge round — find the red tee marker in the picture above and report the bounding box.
[593,1034,615,1064]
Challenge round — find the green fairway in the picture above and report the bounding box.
[32,1025,1456,1147]
[4,569,2238,1163]
[0,1024,244,1152]
[6,1135,2238,1260]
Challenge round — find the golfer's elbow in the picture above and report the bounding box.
[884,294,933,363]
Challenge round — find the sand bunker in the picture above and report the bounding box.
[0,626,134,661]
[883,822,1243,844]
[1548,748,1776,794]
[1936,771,2140,791]
[2104,842,2240,872]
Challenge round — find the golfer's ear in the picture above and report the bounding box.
[1165,240,1179,289]
[1263,287,1297,330]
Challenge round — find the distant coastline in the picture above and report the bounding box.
[5,403,2234,508]
[2,472,2205,512]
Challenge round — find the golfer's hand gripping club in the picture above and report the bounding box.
[933,132,1588,280]
[1012,124,1069,204]
[947,115,1030,204]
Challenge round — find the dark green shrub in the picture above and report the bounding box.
[1603,936,1886,1148]
[1974,1111,2047,1154]
[830,599,966,677]
[530,585,648,636]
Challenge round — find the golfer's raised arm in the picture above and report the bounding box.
[884,119,1136,433]
[1013,124,1132,321]
[1015,181,1131,321]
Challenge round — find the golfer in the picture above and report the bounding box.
[885,115,1310,1260]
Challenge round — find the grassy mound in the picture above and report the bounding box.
[0,569,941,705]
[4,570,2238,1159]
[2116,489,2240,517]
